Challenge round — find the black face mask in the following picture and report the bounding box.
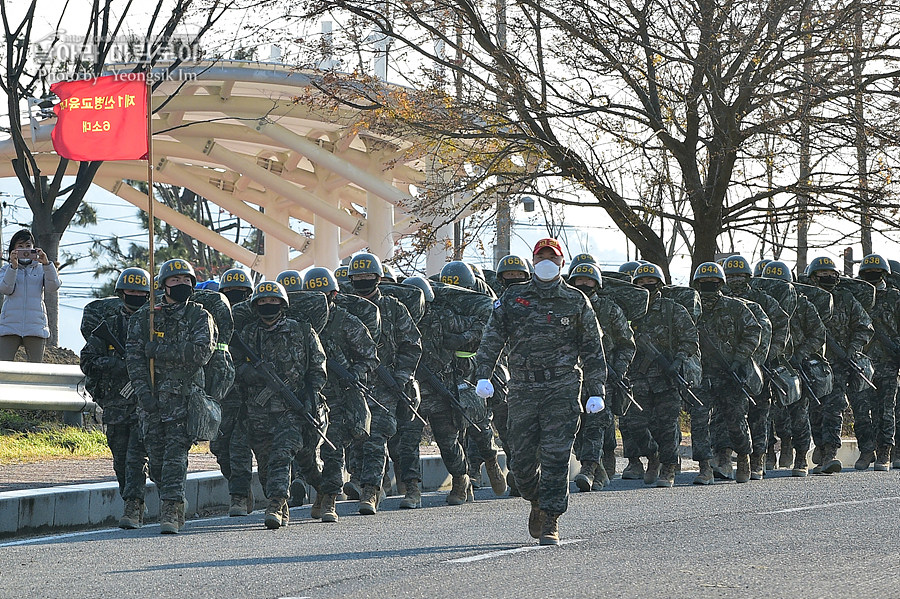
[257,303,282,318]
[697,281,721,294]
[860,271,883,283]
[574,284,597,297]
[166,283,193,303]
[351,278,378,295]
[816,275,839,290]
[123,294,148,309]
[223,289,250,305]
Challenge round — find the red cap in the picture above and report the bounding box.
[533,238,563,257]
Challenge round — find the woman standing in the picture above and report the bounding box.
[0,229,61,362]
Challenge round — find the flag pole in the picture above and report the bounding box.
[146,71,156,387]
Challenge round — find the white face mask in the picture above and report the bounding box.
[533,260,561,281]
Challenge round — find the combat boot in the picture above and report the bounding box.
[119,498,143,529]
[281,501,290,526]
[343,477,362,501]
[735,454,750,483]
[446,474,471,506]
[892,446,900,470]
[854,450,875,471]
[528,501,544,539]
[507,471,520,497]
[875,445,892,471]
[310,490,323,519]
[159,500,179,534]
[288,478,307,507]
[229,494,250,517]
[765,444,777,471]
[399,479,422,509]
[621,458,644,480]
[574,461,598,492]
[358,485,381,515]
[792,449,808,477]
[539,512,560,546]
[811,445,823,466]
[320,494,339,522]
[749,454,764,480]
[693,460,714,485]
[178,499,188,530]
[713,448,734,480]
[602,452,617,478]
[484,457,508,495]
[656,463,676,488]
[813,444,841,474]
[644,453,661,485]
[265,497,287,529]
[778,437,793,469]
[594,462,610,489]
[468,465,482,489]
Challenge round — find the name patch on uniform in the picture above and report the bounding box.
[515,297,531,307]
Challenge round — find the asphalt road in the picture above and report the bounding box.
[3,461,899,599]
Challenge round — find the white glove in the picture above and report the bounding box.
[586,396,605,414]
[475,378,495,399]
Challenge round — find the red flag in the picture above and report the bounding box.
[50,74,148,161]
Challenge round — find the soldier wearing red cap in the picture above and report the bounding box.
[473,238,607,545]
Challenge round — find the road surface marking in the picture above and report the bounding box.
[759,495,900,515]
[445,539,584,563]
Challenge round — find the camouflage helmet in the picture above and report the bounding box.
[334,265,350,283]
[116,267,152,293]
[496,254,530,277]
[276,269,304,292]
[220,268,252,290]
[347,253,383,277]
[468,263,486,281]
[753,259,772,277]
[158,258,196,286]
[761,260,793,282]
[631,262,665,284]
[381,263,398,282]
[722,255,752,276]
[858,253,890,275]
[402,276,435,302]
[619,261,641,276]
[440,260,476,289]
[807,256,839,275]
[251,280,289,306]
[693,261,725,283]
[568,262,602,288]
[569,253,597,274]
[303,267,338,293]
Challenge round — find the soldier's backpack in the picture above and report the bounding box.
[794,283,834,324]
[80,297,123,341]
[837,277,876,312]
[751,277,798,317]
[596,277,650,321]
[380,283,426,324]
[191,289,236,402]
[601,270,632,283]
[334,293,382,345]
[286,290,329,334]
[431,281,494,321]
[661,285,701,323]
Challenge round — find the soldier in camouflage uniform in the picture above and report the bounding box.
[807,256,873,474]
[854,255,900,471]
[722,255,789,479]
[763,261,825,476]
[692,262,762,484]
[126,259,216,534]
[303,268,379,521]
[235,281,327,529]
[625,263,700,486]
[475,238,607,545]
[568,262,636,489]
[81,268,152,528]
[347,253,422,515]
[616,260,647,481]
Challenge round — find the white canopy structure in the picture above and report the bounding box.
[0,61,462,277]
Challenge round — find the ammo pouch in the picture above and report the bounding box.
[456,381,489,425]
[769,363,801,407]
[803,357,833,399]
[187,384,222,442]
[204,346,235,402]
[849,352,875,393]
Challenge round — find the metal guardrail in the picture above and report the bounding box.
[0,362,96,412]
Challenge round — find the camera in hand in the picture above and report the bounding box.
[16,249,37,260]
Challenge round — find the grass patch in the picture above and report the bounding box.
[0,425,110,464]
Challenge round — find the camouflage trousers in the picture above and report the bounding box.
[247,409,303,500]
[421,388,468,478]
[320,399,359,496]
[464,412,498,475]
[850,363,898,452]
[810,367,851,448]
[622,382,681,465]
[388,399,424,484]
[351,387,397,490]
[618,410,649,459]
[105,416,147,501]
[291,426,323,492]
[209,398,253,497]
[142,416,192,502]
[507,379,581,515]
[746,387,772,456]
[693,378,751,460]
[771,396,812,454]
[573,405,613,464]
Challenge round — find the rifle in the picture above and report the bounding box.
[872,328,900,361]
[825,334,877,390]
[634,334,704,408]
[416,363,482,431]
[698,330,757,406]
[326,359,390,414]
[230,333,336,451]
[605,363,643,413]
[92,320,126,357]
[796,361,823,406]
[758,362,791,397]
[375,365,428,425]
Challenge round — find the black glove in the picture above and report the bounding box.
[139,391,158,412]
[443,333,468,351]
[668,355,685,377]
